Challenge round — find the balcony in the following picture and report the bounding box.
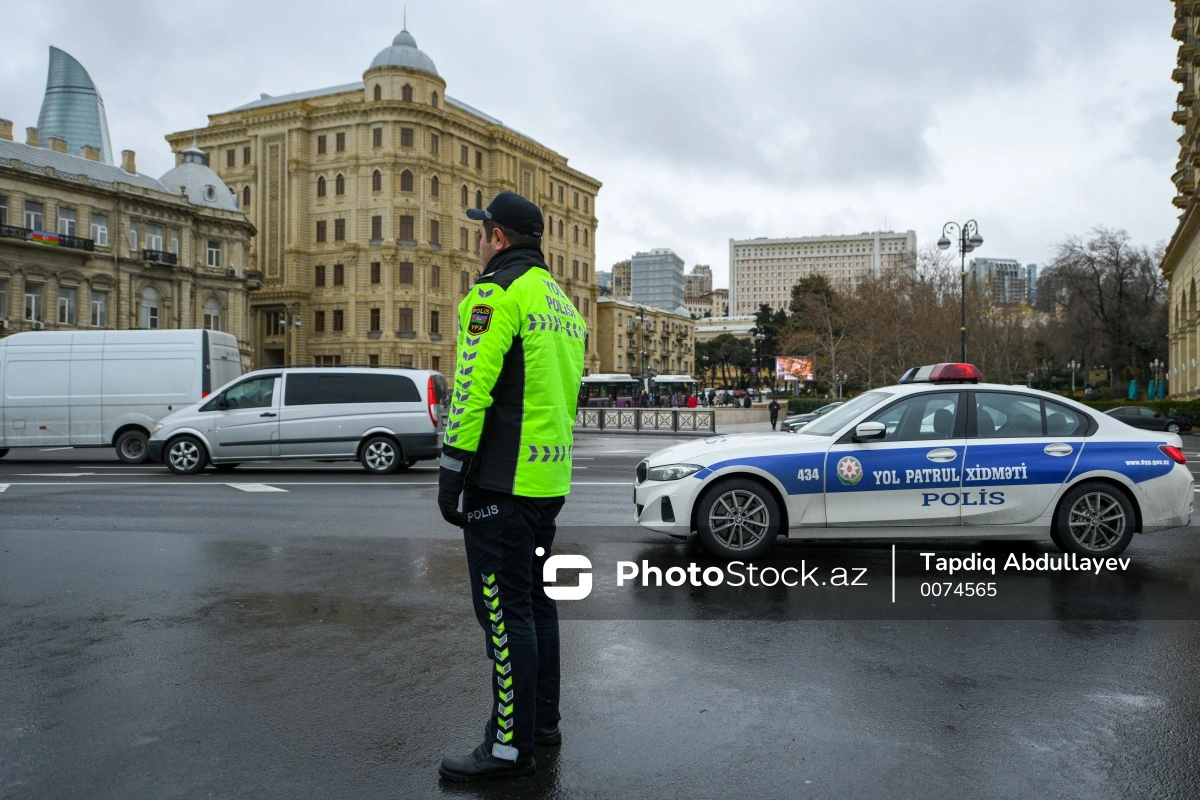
[1174,167,1196,195]
[1180,83,1196,107]
[1174,16,1191,43]
[143,249,178,265]
[0,225,94,251]
[1175,104,1191,126]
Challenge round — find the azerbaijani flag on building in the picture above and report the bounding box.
[31,231,60,246]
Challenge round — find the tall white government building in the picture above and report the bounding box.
[728,231,917,315]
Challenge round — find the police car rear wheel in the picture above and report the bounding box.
[360,436,401,474]
[697,479,780,560]
[1054,482,1135,557]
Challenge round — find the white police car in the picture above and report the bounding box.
[634,364,1193,559]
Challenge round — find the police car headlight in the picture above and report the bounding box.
[153,423,163,434]
[646,464,704,481]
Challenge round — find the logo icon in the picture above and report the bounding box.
[836,455,864,485]
[467,304,493,335]
[537,547,592,600]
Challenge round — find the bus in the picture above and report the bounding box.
[580,374,641,408]
[649,375,699,406]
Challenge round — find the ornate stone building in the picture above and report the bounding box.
[595,297,694,377]
[1165,1,1200,396]
[0,121,254,355]
[168,28,602,372]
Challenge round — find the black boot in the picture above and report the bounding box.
[483,722,562,746]
[439,744,535,781]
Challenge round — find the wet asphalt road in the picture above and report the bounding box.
[1,435,1199,799]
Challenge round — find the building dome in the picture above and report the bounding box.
[160,146,241,212]
[368,28,439,75]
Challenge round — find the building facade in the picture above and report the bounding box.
[694,315,757,343]
[611,259,631,300]
[684,264,712,297]
[167,28,601,372]
[0,113,254,355]
[685,287,729,319]
[595,296,694,376]
[728,230,917,315]
[1165,0,1200,397]
[970,257,1037,306]
[35,46,113,165]
[630,248,685,310]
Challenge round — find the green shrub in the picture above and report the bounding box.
[1071,397,1200,427]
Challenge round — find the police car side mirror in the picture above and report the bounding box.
[217,397,230,411]
[852,421,886,443]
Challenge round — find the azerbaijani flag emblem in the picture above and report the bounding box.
[31,231,60,246]
[468,304,493,335]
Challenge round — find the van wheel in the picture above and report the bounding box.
[165,435,208,475]
[115,430,150,464]
[696,478,781,560]
[360,436,401,474]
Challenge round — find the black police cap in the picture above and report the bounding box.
[467,191,544,238]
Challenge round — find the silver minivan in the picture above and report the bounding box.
[147,367,447,475]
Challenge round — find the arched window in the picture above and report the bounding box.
[430,176,439,197]
[475,190,482,209]
[373,84,382,101]
[557,219,564,237]
[140,286,160,329]
[316,176,326,197]
[242,186,250,207]
[203,298,222,331]
[372,170,382,192]
[401,170,414,192]
[584,228,589,246]
[335,174,345,195]
[402,84,413,102]
[574,225,579,243]
[461,185,468,206]
[431,91,439,108]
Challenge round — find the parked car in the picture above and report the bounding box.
[148,367,448,474]
[0,330,242,463]
[781,401,843,432]
[634,362,1193,560]
[1105,406,1192,434]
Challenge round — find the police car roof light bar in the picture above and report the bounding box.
[899,363,983,384]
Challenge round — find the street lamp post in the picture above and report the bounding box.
[277,307,302,366]
[1067,359,1079,397]
[937,220,984,363]
[1150,358,1163,398]
[753,331,766,394]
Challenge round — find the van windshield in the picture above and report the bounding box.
[798,391,892,436]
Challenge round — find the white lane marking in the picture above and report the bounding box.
[0,484,8,493]
[228,483,288,493]
[39,447,74,452]
[17,472,97,477]
[0,480,632,487]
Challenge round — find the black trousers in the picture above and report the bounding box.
[462,484,565,761]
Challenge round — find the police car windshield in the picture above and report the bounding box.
[799,391,892,436]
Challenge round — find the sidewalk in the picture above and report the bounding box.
[573,420,785,437]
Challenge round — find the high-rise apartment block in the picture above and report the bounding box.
[684,264,712,297]
[970,258,1038,306]
[167,28,601,372]
[631,248,685,310]
[611,259,631,300]
[728,231,917,315]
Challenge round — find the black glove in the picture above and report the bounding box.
[438,446,472,527]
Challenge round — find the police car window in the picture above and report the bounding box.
[801,391,891,436]
[866,392,959,442]
[1045,400,1088,437]
[223,376,275,409]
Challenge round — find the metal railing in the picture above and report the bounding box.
[0,224,94,251]
[575,408,716,433]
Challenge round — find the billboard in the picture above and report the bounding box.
[776,356,814,381]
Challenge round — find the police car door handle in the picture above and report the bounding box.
[926,448,957,462]
[260,412,277,418]
[1044,443,1073,457]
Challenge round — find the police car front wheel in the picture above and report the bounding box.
[1053,482,1135,558]
[696,478,782,560]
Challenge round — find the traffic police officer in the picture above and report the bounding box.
[437,191,585,781]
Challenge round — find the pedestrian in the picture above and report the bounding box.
[768,398,781,430]
[437,191,585,781]
[743,394,752,409]
[687,393,698,409]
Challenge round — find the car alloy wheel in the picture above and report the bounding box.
[1167,422,1180,434]
[697,478,781,559]
[360,436,400,474]
[165,436,207,475]
[1053,481,1135,557]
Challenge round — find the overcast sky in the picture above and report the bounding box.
[1,1,1181,290]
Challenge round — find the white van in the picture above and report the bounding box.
[0,330,242,462]
[147,367,447,474]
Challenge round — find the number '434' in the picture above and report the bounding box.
[797,468,820,481]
